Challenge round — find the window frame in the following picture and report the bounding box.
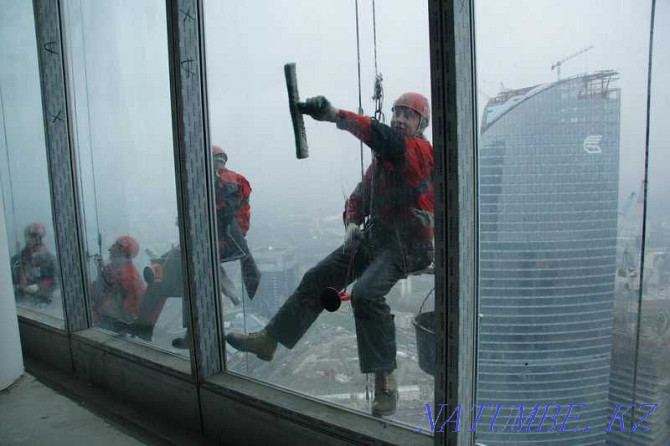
[29,0,480,444]
[33,0,89,333]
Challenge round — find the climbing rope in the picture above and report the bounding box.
[630,0,657,437]
[354,0,365,182]
[353,0,385,407]
[74,0,104,268]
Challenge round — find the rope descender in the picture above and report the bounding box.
[372,73,384,123]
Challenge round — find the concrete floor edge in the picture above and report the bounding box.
[23,356,224,446]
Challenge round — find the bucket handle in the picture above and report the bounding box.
[417,287,435,315]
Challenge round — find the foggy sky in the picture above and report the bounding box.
[0,1,53,254]
[203,0,432,247]
[1,0,668,269]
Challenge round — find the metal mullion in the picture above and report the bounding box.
[33,0,89,333]
[165,0,222,381]
[428,0,479,444]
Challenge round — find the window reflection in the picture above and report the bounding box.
[90,235,145,332]
[11,223,58,307]
[205,0,435,427]
[212,145,259,307]
[475,0,664,443]
[62,0,188,355]
[621,1,670,443]
[0,0,63,322]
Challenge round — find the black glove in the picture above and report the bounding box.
[298,96,338,122]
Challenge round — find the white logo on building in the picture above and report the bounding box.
[583,135,603,154]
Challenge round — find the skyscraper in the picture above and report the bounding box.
[608,296,670,446]
[476,71,621,445]
[246,246,298,320]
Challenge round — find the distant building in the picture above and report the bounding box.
[608,296,670,445]
[477,71,621,445]
[246,246,298,320]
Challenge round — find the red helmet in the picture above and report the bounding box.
[113,235,140,258]
[393,92,430,122]
[212,145,228,164]
[25,222,46,239]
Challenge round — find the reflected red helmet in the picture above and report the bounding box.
[393,92,430,122]
[25,222,46,239]
[212,145,228,164]
[113,235,140,258]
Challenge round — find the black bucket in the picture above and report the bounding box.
[412,311,435,376]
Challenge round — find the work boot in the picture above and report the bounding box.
[128,323,154,342]
[226,329,277,361]
[171,328,191,349]
[372,371,398,416]
[172,336,189,349]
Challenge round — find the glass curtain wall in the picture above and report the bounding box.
[62,0,189,357]
[0,0,64,323]
[203,0,436,430]
[474,1,666,445]
[620,2,670,445]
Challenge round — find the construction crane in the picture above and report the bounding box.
[551,45,594,81]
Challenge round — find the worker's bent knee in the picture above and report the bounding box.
[351,289,390,319]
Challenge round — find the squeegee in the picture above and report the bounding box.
[284,63,308,159]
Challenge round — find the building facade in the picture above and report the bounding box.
[476,71,621,445]
[245,246,299,321]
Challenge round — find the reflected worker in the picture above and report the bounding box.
[212,146,252,260]
[226,93,434,416]
[212,145,260,303]
[170,146,260,348]
[11,222,58,305]
[91,235,146,332]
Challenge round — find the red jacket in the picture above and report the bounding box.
[215,168,252,236]
[11,244,57,298]
[92,260,146,322]
[337,110,434,244]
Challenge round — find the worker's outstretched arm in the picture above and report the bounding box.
[299,96,405,163]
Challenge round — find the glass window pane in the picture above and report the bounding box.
[205,0,436,428]
[475,0,655,443]
[63,0,189,358]
[0,0,64,323]
[634,2,670,444]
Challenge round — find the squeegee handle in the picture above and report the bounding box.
[284,63,309,159]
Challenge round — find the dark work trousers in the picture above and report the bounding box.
[266,229,431,373]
